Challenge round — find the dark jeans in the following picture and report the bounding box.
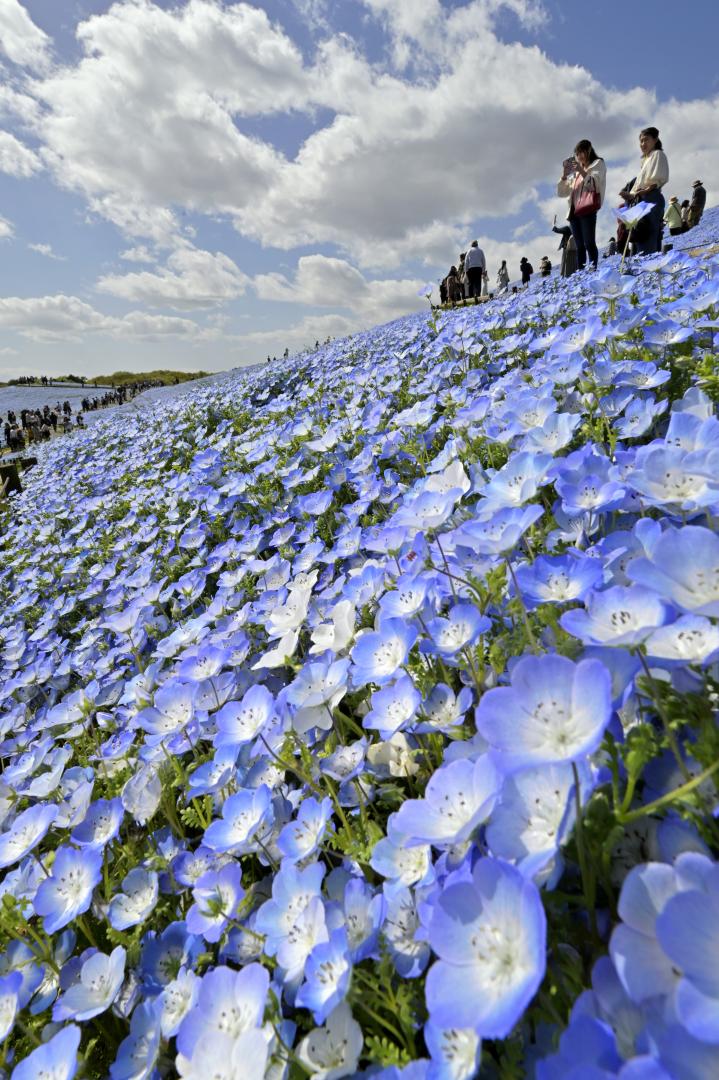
[633,189,665,255]
[569,211,598,269]
[466,267,484,298]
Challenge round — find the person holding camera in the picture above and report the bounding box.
[557,139,606,271]
[619,127,669,255]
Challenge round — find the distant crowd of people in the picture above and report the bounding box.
[438,127,708,301]
[2,381,165,454]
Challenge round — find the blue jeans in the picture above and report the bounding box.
[569,211,598,269]
[633,189,665,255]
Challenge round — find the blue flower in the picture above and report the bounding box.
[277,796,333,862]
[175,963,269,1063]
[11,1023,81,1080]
[214,683,275,749]
[70,796,124,850]
[393,755,501,848]
[33,844,103,933]
[53,946,126,1021]
[627,526,719,615]
[426,858,546,1037]
[296,926,352,1023]
[475,654,612,769]
[423,603,490,660]
[560,585,666,646]
[350,618,418,687]
[0,803,58,870]
[108,867,158,931]
[363,674,422,738]
[186,861,245,943]
[202,785,273,854]
[424,1020,482,1080]
[0,970,22,1040]
[110,998,162,1080]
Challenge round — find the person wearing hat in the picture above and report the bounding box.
[688,180,706,228]
[664,195,684,236]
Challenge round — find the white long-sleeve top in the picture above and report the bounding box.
[464,245,486,271]
[630,149,669,195]
[557,157,607,217]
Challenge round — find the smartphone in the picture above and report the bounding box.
[563,157,576,173]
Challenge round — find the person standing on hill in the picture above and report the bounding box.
[520,257,533,286]
[623,126,669,255]
[496,260,510,292]
[557,139,607,270]
[464,241,486,298]
[664,196,684,236]
[689,180,706,228]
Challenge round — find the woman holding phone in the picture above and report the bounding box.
[619,127,669,255]
[557,139,607,270]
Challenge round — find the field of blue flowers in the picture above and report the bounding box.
[2,208,719,1080]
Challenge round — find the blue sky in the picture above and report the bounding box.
[0,0,717,378]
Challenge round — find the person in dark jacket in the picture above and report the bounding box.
[520,257,533,286]
[689,180,706,228]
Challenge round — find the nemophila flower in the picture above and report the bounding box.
[513,553,603,607]
[560,585,666,646]
[424,1020,482,1080]
[54,946,126,1021]
[627,526,719,616]
[159,967,200,1038]
[454,504,543,556]
[487,762,593,885]
[296,927,352,1023]
[203,785,273,854]
[256,859,326,956]
[140,921,200,992]
[11,1022,81,1080]
[277,796,333,863]
[415,683,472,735]
[137,679,196,742]
[121,763,162,826]
[0,802,57,870]
[615,201,655,228]
[176,963,269,1063]
[393,755,501,848]
[643,319,694,349]
[109,867,159,931]
[310,599,356,655]
[186,861,245,943]
[350,618,418,687]
[625,446,719,511]
[383,886,430,979]
[362,674,421,739]
[614,395,668,440]
[646,615,719,665]
[186,745,238,799]
[296,1001,364,1080]
[71,796,124,850]
[286,656,351,734]
[371,821,432,889]
[535,1013,623,1079]
[379,573,434,619]
[110,998,162,1080]
[0,970,22,1041]
[654,860,719,1043]
[425,858,546,1037]
[423,603,490,660]
[334,876,386,962]
[176,1029,271,1080]
[252,627,300,669]
[320,738,367,783]
[475,654,612,769]
[214,683,275,749]
[33,844,102,933]
[477,451,553,511]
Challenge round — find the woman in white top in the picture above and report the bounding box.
[621,126,669,255]
[557,139,607,270]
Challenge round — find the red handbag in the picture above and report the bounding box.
[574,175,601,217]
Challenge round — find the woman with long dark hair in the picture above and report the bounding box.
[557,139,607,270]
[621,127,669,255]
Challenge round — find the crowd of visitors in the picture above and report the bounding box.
[2,381,162,454]
[437,126,709,303]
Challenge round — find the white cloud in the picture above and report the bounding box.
[97,246,250,310]
[0,0,52,71]
[0,128,41,177]
[0,214,13,240]
[0,293,212,343]
[119,245,155,263]
[28,241,65,260]
[254,253,426,324]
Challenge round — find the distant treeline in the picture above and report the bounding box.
[66,369,211,387]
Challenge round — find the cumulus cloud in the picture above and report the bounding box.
[0,128,41,177]
[0,0,52,71]
[97,246,250,310]
[0,293,211,343]
[119,245,155,263]
[28,241,65,260]
[254,253,426,324]
[0,214,13,240]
